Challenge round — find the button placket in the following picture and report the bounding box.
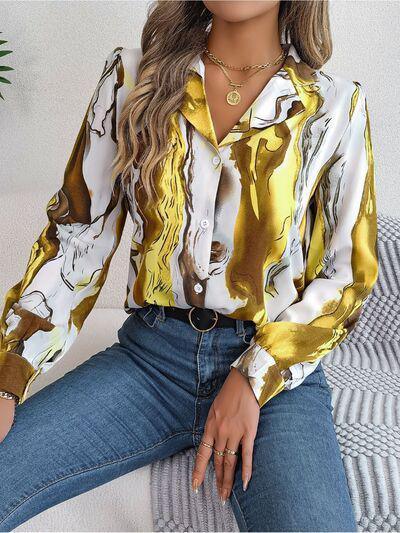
[191,148,222,296]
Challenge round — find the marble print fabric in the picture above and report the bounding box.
[0,43,378,407]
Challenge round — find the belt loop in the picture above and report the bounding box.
[158,304,166,321]
[235,319,245,336]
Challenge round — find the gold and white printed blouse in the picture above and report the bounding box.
[0,43,379,408]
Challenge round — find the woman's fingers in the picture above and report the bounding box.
[240,432,255,491]
[212,434,227,499]
[192,429,214,493]
[220,436,240,504]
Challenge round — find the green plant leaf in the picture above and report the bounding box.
[0,33,12,100]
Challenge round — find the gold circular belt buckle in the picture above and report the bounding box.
[188,307,219,332]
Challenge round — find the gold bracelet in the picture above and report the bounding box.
[0,390,19,404]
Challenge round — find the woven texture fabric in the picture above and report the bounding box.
[150,213,400,532]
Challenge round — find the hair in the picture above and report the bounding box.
[112,0,332,207]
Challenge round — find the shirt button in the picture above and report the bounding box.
[194,283,203,294]
[200,218,209,229]
[212,155,221,166]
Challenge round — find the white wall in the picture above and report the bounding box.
[329,0,399,216]
[1,0,399,310]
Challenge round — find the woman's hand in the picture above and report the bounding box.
[0,397,16,443]
[192,367,260,503]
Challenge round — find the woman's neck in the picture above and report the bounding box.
[204,6,282,68]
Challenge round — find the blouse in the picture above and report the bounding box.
[0,43,379,408]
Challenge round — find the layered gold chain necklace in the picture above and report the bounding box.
[203,45,287,106]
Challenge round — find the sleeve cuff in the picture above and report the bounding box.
[230,340,287,408]
[0,351,38,404]
[282,360,323,390]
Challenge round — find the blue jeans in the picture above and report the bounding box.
[0,304,357,532]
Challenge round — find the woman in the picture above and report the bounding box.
[0,0,378,531]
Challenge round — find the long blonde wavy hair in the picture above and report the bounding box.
[112,0,332,206]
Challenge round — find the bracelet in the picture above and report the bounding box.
[0,390,19,404]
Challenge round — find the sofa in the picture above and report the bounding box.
[1,200,397,532]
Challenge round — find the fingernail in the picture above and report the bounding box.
[220,489,229,505]
[192,478,199,494]
[243,475,249,491]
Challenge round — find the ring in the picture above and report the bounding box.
[200,440,214,450]
[224,447,239,456]
[213,448,225,456]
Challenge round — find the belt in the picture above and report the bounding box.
[164,305,254,333]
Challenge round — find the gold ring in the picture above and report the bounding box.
[213,448,225,456]
[200,440,214,450]
[224,447,239,456]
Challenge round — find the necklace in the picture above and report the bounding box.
[203,46,287,106]
[204,46,287,71]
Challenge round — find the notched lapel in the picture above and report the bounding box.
[178,71,219,148]
[178,43,320,149]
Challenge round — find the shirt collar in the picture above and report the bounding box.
[179,43,319,149]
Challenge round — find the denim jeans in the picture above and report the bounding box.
[0,304,357,532]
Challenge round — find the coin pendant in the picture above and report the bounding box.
[226,89,241,106]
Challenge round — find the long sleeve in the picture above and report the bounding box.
[230,82,379,409]
[0,47,128,404]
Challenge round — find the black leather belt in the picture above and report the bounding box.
[164,305,254,332]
